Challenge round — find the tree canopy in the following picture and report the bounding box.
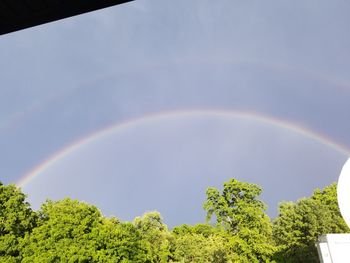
[20,198,150,263]
[133,211,170,262]
[0,179,348,262]
[203,178,276,262]
[272,183,350,263]
[0,183,37,262]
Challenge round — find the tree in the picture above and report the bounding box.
[203,178,276,262]
[170,224,234,263]
[21,198,150,262]
[170,223,266,263]
[272,183,350,263]
[133,211,171,263]
[0,183,37,262]
[91,219,151,263]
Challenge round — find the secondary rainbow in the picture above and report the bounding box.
[17,109,350,187]
[2,58,350,134]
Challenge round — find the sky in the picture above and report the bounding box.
[1,0,350,227]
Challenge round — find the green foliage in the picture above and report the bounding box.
[172,223,217,238]
[92,220,151,263]
[170,223,277,263]
[21,198,150,262]
[0,179,347,263]
[203,178,276,262]
[273,183,350,263]
[0,183,37,262]
[133,211,171,262]
[204,179,270,233]
[170,224,237,262]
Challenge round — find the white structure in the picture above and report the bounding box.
[337,158,350,227]
[317,159,350,262]
[316,234,350,263]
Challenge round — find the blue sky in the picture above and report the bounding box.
[1,0,350,226]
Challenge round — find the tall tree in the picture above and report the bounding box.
[0,183,37,262]
[203,178,276,262]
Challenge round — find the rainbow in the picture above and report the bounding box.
[17,109,350,187]
[2,58,350,134]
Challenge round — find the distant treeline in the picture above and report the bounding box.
[0,178,349,263]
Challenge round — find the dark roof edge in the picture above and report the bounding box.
[1,0,134,35]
